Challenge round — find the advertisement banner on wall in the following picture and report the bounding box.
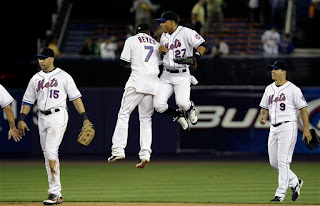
[179,86,320,154]
[1,86,319,155]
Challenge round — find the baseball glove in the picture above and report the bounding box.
[303,129,320,151]
[77,122,95,146]
[173,57,197,74]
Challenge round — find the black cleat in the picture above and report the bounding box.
[43,194,63,205]
[173,109,190,131]
[107,155,125,162]
[291,178,303,201]
[270,196,285,202]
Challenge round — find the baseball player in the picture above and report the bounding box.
[153,11,207,130]
[17,47,92,205]
[0,84,21,142]
[107,23,161,169]
[258,60,312,202]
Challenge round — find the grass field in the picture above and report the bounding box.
[0,160,319,205]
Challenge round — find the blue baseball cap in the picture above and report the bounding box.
[35,47,54,59]
[268,60,288,70]
[156,11,179,23]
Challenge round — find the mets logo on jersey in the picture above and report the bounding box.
[36,78,58,92]
[165,39,181,50]
[195,34,201,39]
[268,93,286,105]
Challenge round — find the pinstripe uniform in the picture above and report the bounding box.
[259,81,307,198]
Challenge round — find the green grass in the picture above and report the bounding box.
[0,161,319,204]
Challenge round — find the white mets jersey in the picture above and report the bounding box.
[121,32,161,95]
[22,68,82,111]
[160,25,205,69]
[0,84,14,108]
[259,81,308,125]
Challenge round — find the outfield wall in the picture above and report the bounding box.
[0,86,319,155]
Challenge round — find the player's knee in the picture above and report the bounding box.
[154,102,167,113]
[44,150,58,160]
[269,159,278,169]
[176,101,190,111]
[48,159,57,174]
[139,112,153,121]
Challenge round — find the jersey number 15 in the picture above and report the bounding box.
[49,90,59,99]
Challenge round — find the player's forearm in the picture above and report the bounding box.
[73,98,90,123]
[197,46,206,56]
[3,105,16,129]
[18,104,31,122]
[20,104,31,116]
[300,107,310,131]
[72,98,86,114]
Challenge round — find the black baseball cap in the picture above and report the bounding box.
[156,11,179,23]
[35,47,54,59]
[136,23,154,36]
[268,60,288,70]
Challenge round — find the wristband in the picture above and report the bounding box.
[80,112,89,121]
[194,51,201,60]
[18,113,27,121]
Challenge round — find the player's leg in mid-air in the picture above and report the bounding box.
[108,87,144,162]
[172,74,198,125]
[153,78,189,131]
[136,94,154,169]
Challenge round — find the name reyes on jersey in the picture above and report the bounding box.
[137,36,156,45]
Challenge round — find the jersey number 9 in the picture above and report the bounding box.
[280,103,285,111]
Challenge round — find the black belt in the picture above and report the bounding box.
[272,121,290,127]
[39,108,60,115]
[165,68,187,73]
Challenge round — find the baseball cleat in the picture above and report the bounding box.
[291,178,303,201]
[43,194,63,205]
[108,155,125,162]
[136,159,150,169]
[187,101,198,125]
[270,196,285,202]
[173,109,190,131]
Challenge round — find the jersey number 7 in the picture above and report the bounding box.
[144,46,154,62]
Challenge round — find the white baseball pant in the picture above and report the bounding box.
[154,71,192,113]
[268,121,299,198]
[38,108,68,197]
[111,87,154,160]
